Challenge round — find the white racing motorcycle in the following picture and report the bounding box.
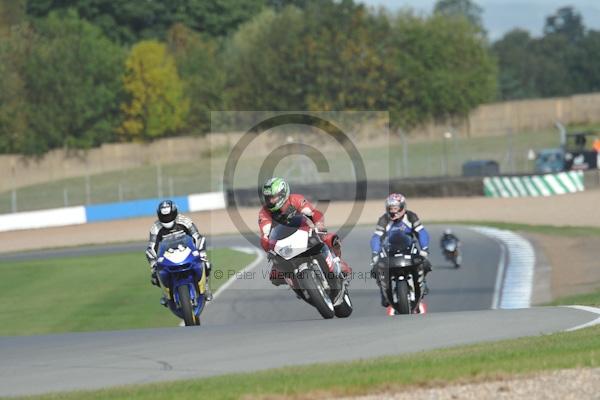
[267,214,353,319]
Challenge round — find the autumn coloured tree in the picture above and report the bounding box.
[119,40,189,140]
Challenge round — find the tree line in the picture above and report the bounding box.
[0,0,595,155]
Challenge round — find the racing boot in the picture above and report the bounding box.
[203,261,213,301]
[204,275,213,301]
[379,286,390,307]
[421,258,432,296]
[160,295,168,307]
[422,280,430,296]
[269,267,286,286]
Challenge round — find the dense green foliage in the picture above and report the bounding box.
[1,1,599,154]
[224,0,496,127]
[494,6,600,100]
[434,0,484,32]
[25,0,268,43]
[0,11,124,154]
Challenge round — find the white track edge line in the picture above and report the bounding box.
[179,247,263,326]
[470,226,535,309]
[491,240,507,309]
[564,305,600,332]
[212,247,264,301]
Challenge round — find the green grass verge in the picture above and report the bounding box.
[0,248,255,336]
[17,323,600,400]
[0,129,557,213]
[445,221,600,237]
[547,288,600,307]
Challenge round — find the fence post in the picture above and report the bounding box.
[507,128,515,173]
[401,129,408,178]
[11,189,17,213]
[85,175,91,204]
[63,188,69,207]
[157,164,163,199]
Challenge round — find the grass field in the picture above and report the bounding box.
[17,320,600,400]
[0,129,558,213]
[0,248,255,336]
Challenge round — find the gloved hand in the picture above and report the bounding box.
[314,220,327,233]
[199,250,211,275]
[370,253,379,267]
[199,250,209,262]
[369,253,379,279]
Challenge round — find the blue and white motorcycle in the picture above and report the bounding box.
[156,232,208,326]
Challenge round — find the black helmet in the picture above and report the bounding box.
[157,200,178,228]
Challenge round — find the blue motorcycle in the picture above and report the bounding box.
[156,232,208,326]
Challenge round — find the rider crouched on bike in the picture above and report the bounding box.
[145,200,213,303]
[258,177,352,285]
[440,228,460,249]
[370,193,432,306]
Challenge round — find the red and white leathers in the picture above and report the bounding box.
[258,194,352,281]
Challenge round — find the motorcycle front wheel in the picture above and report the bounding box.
[177,285,198,326]
[394,279,411,315]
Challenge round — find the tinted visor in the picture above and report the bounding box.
[265,194,281,207]
[158,206,176,223]
[387,204,404,218]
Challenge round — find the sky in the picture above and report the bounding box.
[360,0,600,40]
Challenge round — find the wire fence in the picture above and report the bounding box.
[0,129,558,214]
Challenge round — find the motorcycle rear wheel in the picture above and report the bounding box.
[334,291,353,318]
[298,268,335,319]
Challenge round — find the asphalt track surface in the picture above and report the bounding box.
[1,226,599,397]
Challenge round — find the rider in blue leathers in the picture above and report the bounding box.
[370,193,432,307]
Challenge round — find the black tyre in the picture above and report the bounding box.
[334,291,353,318]
[177,285,197,326]
[394,279,411,314]
[298,267,335,319]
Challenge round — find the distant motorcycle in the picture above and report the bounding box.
[375,230,426,315]
[441,234,462,269]
[268,214,353,319]
[156,232,208,326]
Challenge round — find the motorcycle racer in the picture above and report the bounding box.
[146,200,213,303]
[370,193,432,306]
[258,177,352,285]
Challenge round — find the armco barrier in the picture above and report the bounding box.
[0,192,225,232]
[0,206,86,232]
[483,171,584,197]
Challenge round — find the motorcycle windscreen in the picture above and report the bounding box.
[386,229,414,255]
[158,233,196,264]
[268,214,308,241]
[444,240,457,251]
[273,230,310,260]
